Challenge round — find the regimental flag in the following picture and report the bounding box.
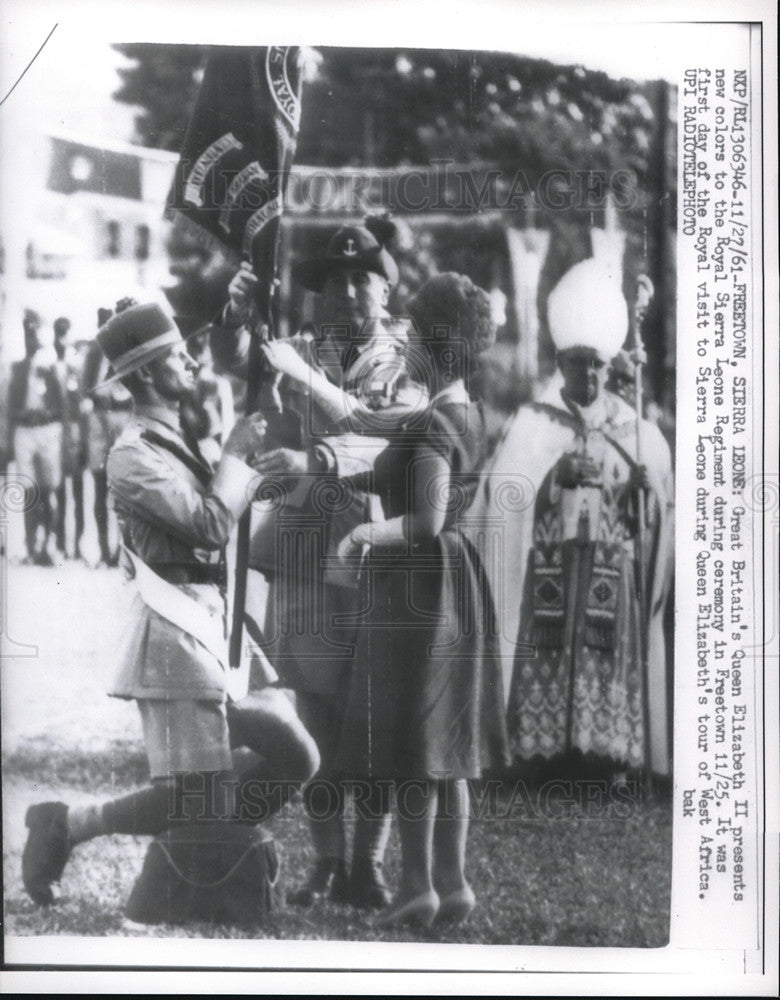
[165,46,303,319]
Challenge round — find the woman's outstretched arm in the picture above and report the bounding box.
[337,444,450,560]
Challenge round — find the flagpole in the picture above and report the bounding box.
[228,260,280,670]
[164,46,303,670]
[229,47,304,669]
[166,45,303,667]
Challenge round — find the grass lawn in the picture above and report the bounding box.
[2,564,671,948]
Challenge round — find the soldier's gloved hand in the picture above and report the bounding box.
[222,413,268,463]
[260,340,315,384]
[556,452,602,489]
[250,447,308,476]
[225,261,258,327]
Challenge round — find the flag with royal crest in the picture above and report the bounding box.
[165,45,303,319]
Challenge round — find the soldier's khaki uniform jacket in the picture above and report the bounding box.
[107,405,255,702]
[211,318,429,695]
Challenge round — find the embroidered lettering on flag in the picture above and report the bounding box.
[165,46,303,283]
[219,162,269,233]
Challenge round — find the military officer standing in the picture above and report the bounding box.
[212,219,428,909]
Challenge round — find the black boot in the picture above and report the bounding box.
[22,802,71,905]
[288,858,350,907]
[349,858,392,910]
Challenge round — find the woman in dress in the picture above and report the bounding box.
[264,272,510,926]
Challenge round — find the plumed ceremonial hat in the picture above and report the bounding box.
[548,258,628,360]
[292,223,399,293]
[95,302,184,389]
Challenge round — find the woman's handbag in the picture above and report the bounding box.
[125,821,281,925]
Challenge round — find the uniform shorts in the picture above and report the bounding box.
[137,698,233,779]
[13,424,62,490]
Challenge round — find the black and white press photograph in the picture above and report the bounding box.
[0,1,775,993]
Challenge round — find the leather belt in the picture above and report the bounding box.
[148,561,226,587]
[16,412,59,428]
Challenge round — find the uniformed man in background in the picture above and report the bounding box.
[7,309,64,565]
[52,316,87,560]
[212,219,428,910]
[80,306,135,566]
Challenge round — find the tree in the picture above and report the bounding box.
[112,45,674,402]
[113,45,660,179]
[112,44,205,151]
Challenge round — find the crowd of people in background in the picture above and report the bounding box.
[16,217,674,928]
[1,301,234,567]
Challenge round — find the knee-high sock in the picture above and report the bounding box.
[40,485,54,542]
[23,503,37,555]
[72,470,85,545]
[67,772,236,843]
[55,481,67,550]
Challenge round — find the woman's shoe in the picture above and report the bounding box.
[375,889,440,928]
[435,884,476,925]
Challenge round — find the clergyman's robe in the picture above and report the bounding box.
[467,377,674,774]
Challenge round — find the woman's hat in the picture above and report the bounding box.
[292,224,399,293]
[94,302,185,389]
[548,258,628,360]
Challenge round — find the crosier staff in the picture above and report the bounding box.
[628,273,654,791]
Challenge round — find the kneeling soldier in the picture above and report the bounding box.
[22,302,319,907]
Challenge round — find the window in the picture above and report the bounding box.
[107,220,121,258]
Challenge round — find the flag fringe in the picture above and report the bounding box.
[164,206,242,267]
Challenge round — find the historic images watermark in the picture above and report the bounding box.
[166,772,641,825]
[169,160,643,218]
[0,472,40,658]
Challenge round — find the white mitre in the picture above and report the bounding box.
[548,258,629,359]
